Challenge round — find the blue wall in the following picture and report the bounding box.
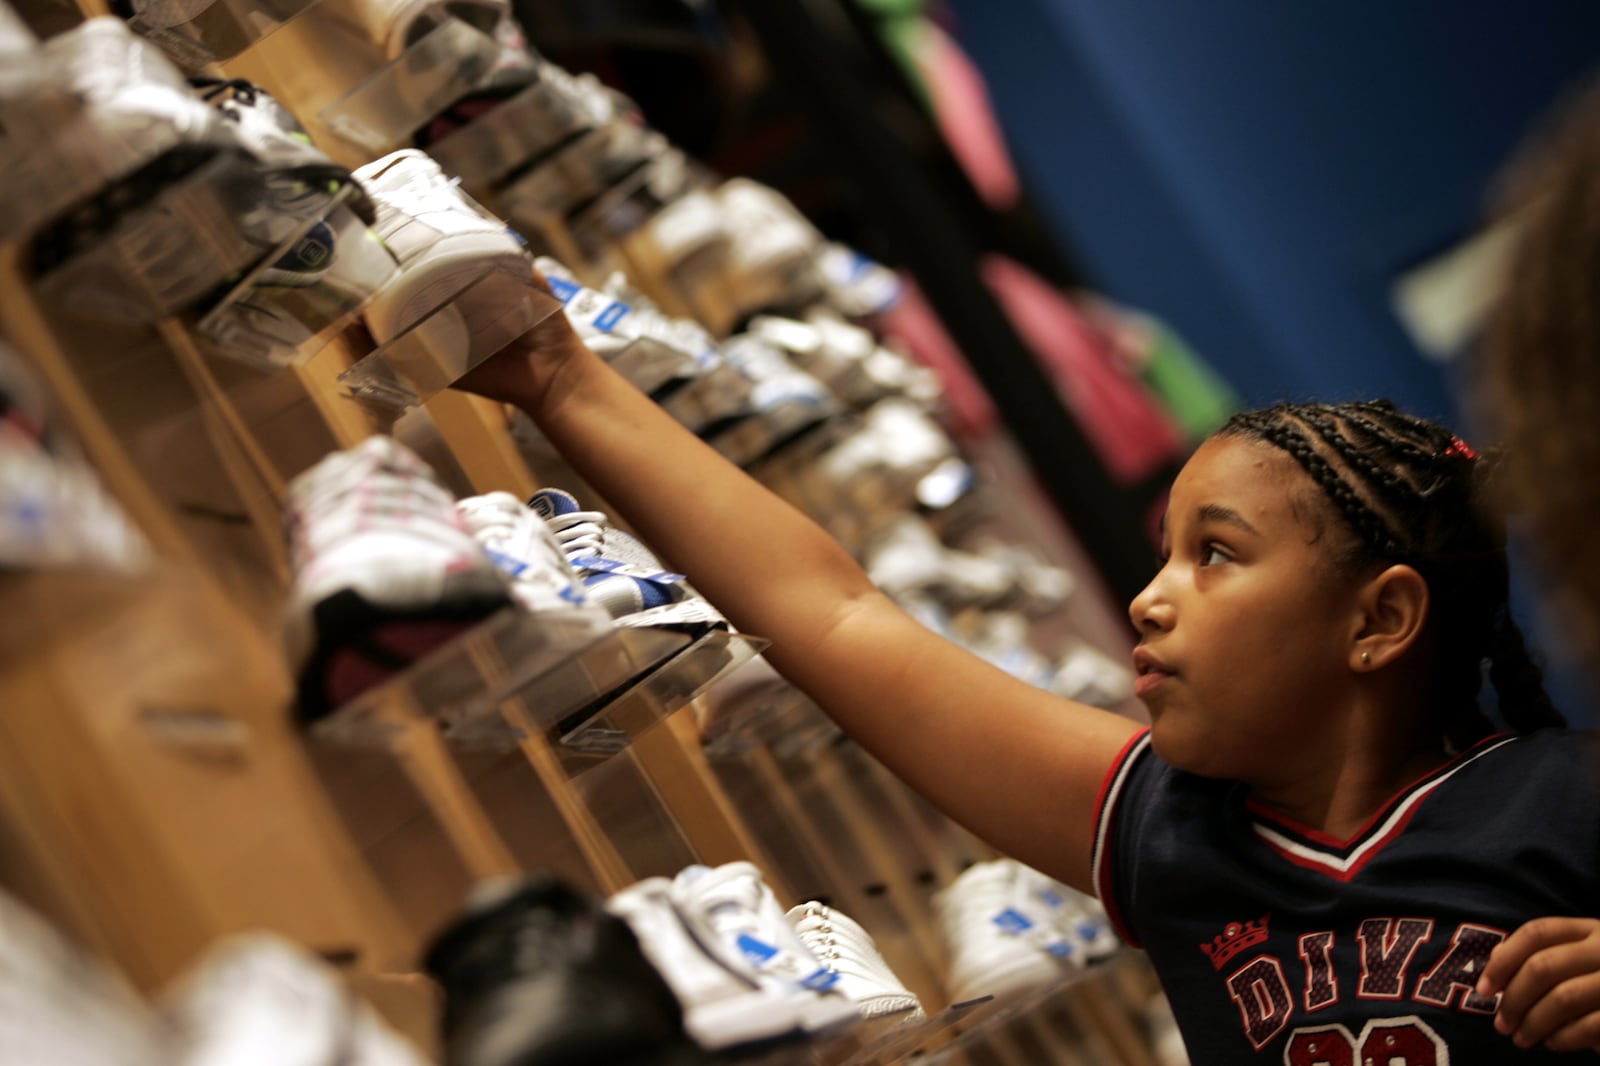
[944,0,1600,424]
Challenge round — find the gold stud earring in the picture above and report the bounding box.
[1360,651,1371,665]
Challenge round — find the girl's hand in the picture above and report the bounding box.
[453,266,588,409]
[1476,916,1600,1051]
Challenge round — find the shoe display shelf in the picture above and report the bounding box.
[124,0,323,69]
[1,3,1172,1062]
[305,602,763,761]
[337,269,565,410]
[315,17,507,157]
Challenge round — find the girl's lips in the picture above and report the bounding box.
[1131,647,1174,699]
[1133,669,1172,699]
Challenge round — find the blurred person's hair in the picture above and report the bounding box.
[1476,70,1600,675]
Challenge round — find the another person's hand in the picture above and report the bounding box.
[453,266,589,410]
[1476,916,1600,1052]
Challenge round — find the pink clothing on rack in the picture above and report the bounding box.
[914,20,1022,211]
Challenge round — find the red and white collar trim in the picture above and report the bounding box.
[1247,734,1518,882]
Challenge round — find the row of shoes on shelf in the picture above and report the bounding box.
[1,0,1135,730]
[282,433,726,723]
[0,855,1120,1065]
[433,858,1119,1064]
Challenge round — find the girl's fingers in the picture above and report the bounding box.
[1477,917,1596,1000]
[1510,970,1600,1050]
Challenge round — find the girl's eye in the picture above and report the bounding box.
[1199,544,1231,567]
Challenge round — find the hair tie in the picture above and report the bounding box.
[1444,436,1477,460]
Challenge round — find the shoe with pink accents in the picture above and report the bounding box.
[283,435,511,721]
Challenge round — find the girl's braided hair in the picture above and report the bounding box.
[1218,400,1564,749]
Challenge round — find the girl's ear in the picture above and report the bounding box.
[1351,564,1429,671]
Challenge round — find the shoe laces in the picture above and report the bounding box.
[190,76,259,106]
[544,508,610,559]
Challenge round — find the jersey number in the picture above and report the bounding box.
[1285,1017,1446,1065]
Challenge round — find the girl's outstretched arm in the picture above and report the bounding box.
[457,303,1141,890]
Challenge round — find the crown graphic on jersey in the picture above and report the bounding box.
[1200,914,1271,971]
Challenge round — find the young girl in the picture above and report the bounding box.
[457,297,1600,1062]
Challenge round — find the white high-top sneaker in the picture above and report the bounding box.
[933,859,1080,1004]
[609,877,843,1052]
[354,148,532,351]
[787,902,924,1022]
[667,863,858,1038]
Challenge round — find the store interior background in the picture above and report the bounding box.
[948,1,1600,723]
[543,0,1600,724]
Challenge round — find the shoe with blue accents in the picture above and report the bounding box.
[666,863,858,1040]
[455,490,599,617]
[535,257,715,398]
[528,487,725,633]
[934,859,1084,1004]
[610,877,850,1052]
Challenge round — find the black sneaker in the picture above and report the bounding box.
[424,877,714,1066]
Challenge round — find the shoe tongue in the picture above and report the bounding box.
[528,487,581,520]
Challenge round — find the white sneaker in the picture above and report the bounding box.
[750,314,885,409]
[705,335,838,467]
[455,490,596,615]
[815,241,903,320]
[21,18,260,316]
[528,487,725,633]
[536,257,714,397]
[0,888,167,1066]
[494,118,664,234]
[667,864,858,1037]
[934,860,1081,1004]
[190,78,399,366]
[863,515,1016,610]
[164,933,430,1066]
[0,345,151,573]
[354,148,532,349]
[1052,641,1136,709]
[787,902,924,1022]
[1011,866,1120,965]
[609,878,841,1052]
[714,178,824,316]
[282,435,512,721]
[954,610,1058,692]
[814,399,959,518]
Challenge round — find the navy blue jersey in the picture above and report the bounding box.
[1093,728,1600,1064]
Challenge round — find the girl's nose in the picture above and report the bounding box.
[1128,570,1175,634]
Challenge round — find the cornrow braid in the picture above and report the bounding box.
[1218,401,1564,744]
